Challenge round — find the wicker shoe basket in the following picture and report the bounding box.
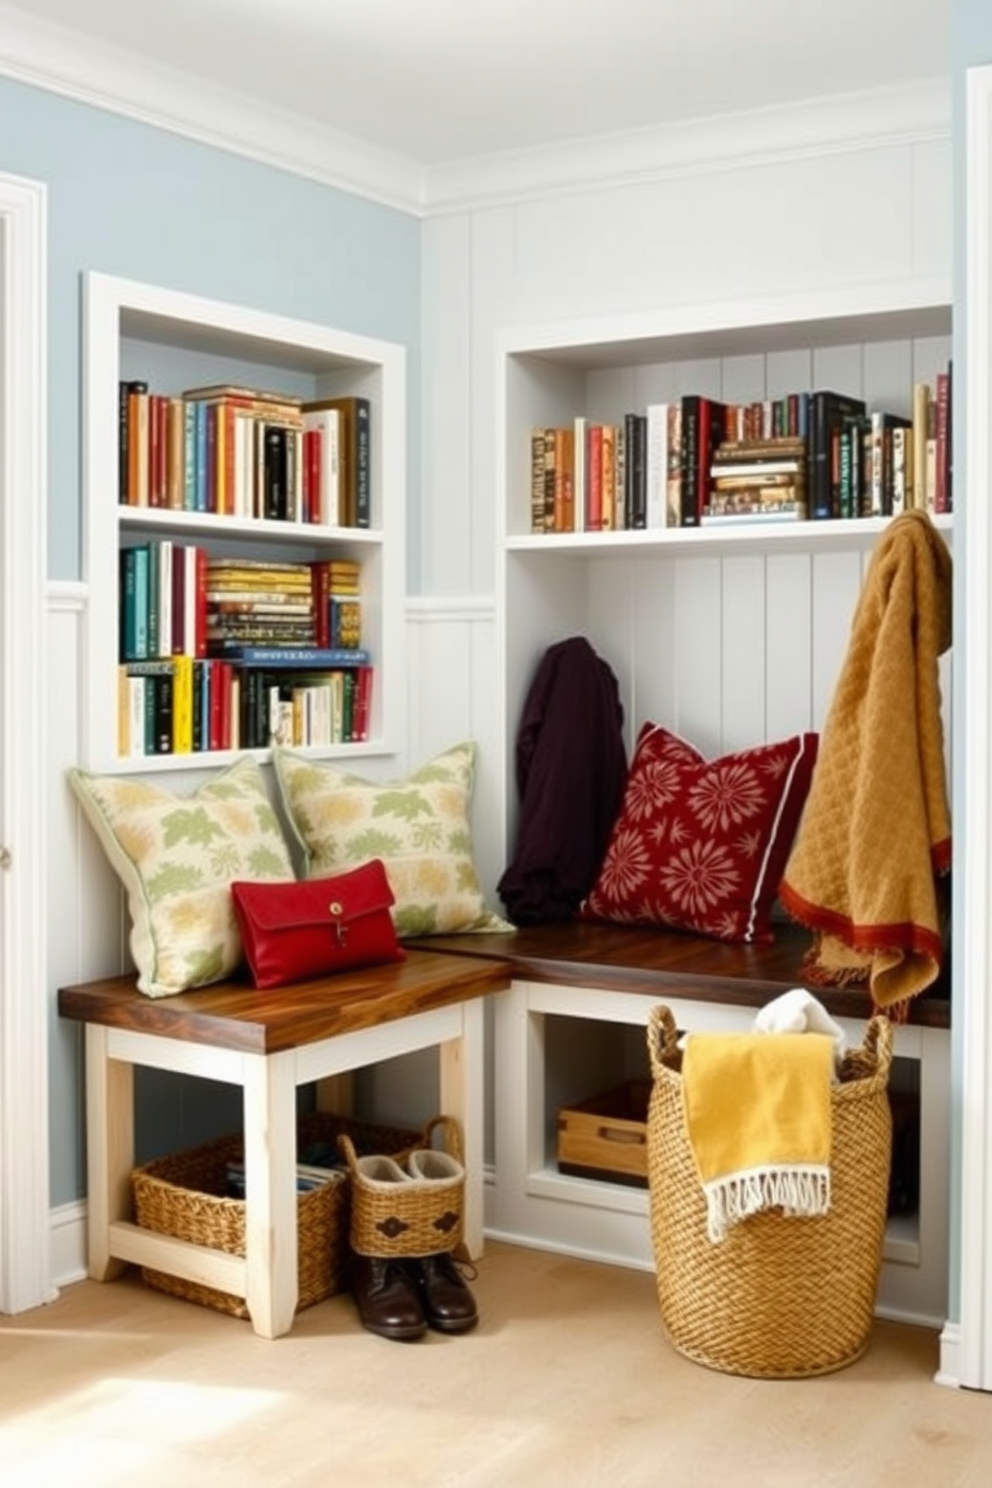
[131,1111,418,1319]
[338,1114,465,1259]
[645,1004,893,1379]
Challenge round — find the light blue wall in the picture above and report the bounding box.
[949,0,992,1324]
[0,76,422,586]
[1,76,422,1206]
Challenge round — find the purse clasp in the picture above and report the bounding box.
[328,900,348,946]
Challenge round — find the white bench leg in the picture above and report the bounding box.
[242,1049,298,1339]
[85,1024,132,1281]
[439,998,486,1260]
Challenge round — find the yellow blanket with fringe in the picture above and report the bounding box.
[681,1032,834,1243]
[779,509,952,1012]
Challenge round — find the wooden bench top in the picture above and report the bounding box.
[58,948,512,1055]
[412,920,951,1030]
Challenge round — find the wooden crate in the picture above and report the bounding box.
[556,1079,652,1187]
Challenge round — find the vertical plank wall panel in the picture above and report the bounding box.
[672,556,724,754]
[630,555,679,744]
[810,551,866,726]
[766,552,815,741]
[720,553,769,752]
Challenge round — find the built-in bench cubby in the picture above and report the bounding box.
[421,921,950,1327]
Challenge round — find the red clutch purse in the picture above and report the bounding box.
[230,859,405,990]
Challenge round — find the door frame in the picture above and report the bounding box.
[955,62,992,1391]
[0,170,49,1314]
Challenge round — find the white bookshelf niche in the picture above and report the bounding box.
[82,272,406,772]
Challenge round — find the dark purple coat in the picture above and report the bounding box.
[497,636,627,924]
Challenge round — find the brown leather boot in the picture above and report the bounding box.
[350,1253,427,1341]
[406,1253,479,1334]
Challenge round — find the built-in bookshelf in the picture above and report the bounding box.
[82,272,406,772]
[491,281,954,1324]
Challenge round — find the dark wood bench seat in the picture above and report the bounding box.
[57,949,512,1338]
[413,919,950,1029]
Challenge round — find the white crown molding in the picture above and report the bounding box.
[421,77,952,215]
[0,6,950,218]
[0,4,427,215]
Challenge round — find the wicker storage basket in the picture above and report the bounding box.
[645,1004,893,1379]
[338,1114,465,1259]
[132,1112,418,1319]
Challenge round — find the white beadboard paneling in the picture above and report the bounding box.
[810,550,865,725]
[812,342,865,398]
[406,599,504,906]
[721,353,766,406]
[913,334,954,386]
[673,556,724,754]
[631,557,678,740]
[863,339,915,416]
[585,366,637,426]
[633,360,680,407]
[420,214,473,596]
[585,557,637,749]
[765,552,815,739]
[721,553,768,751]
[766,348,813,403]
[678,358,723,402]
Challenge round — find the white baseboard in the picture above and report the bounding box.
[49,1201,87,1293]
[47,1192,959,1371]
[936,1321,961,1388]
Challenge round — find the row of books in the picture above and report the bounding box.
[529,367,952,531]
[119,546,364,663]
[118,380,372,528]
[117,654,374,756]
[224,1161,344,1199]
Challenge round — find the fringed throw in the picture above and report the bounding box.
[681,1032,835,1244]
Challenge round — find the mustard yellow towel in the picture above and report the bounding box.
[681,1032,835,1243]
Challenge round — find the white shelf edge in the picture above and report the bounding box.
[118,508,385,544]
[496,278,952,363]
[527,1165,649,1215]
[526,1165,921,1265]
[99,269,404,370]
[96,740,399,776]
[506,512,953,557]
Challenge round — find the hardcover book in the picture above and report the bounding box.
[807,390,866,520]
[302,396,371,528]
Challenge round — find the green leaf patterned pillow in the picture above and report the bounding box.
[68,755,294,997]
[272,741,512,938]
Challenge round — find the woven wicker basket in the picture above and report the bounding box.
[646,1004,893,1379]
[338,1114,465,1259]
[131,1112,418,1319]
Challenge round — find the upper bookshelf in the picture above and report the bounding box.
[494,281,953,860]
[82,272,406,773]
[497,281,953,546]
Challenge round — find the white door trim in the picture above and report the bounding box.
[955,62,992,1392]
[0,170,50,1314]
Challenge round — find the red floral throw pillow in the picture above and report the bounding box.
[582,723,819,944]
